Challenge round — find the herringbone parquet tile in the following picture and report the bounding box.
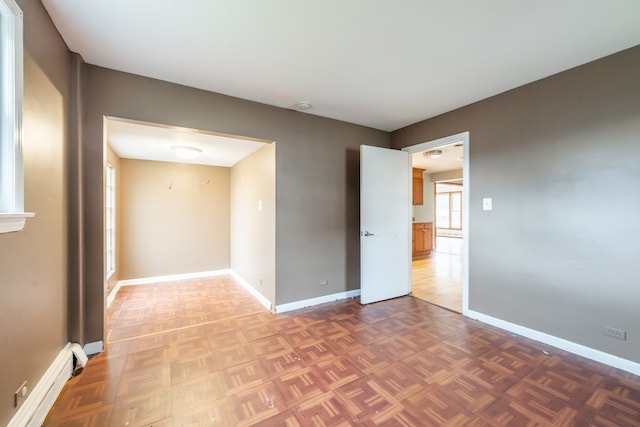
[260,350,307,379]
[45,275,640,426]
[272,366,328,405]
[295,391,353,425]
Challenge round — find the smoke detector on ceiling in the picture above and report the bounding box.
[295,101,312,111]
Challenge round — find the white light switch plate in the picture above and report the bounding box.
[483,198,492,211]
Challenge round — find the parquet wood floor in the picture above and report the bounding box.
[45,275,640,426]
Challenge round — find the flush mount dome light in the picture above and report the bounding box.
[423,149,443,159]
[171,146,202,160]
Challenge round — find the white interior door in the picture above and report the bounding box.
[360,145,411,304]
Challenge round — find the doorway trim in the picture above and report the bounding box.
[402,131,470,315]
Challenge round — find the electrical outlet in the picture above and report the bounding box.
[603,326,626,341]
[14,381,27,408]
[320,280,328,286]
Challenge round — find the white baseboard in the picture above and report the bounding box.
[229,271,272,311]
[466,309,640,376]
[106,281,122,308]
[276,289,361,313]
[116,269,231,287]
[8,343,87,427]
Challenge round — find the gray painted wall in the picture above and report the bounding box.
[78,65,390,344]
[0,0,70,423]
[392,46,640,363]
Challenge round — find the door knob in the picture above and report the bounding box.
[362,231,375,237]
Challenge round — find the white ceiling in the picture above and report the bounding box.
[106,118,268,167]
[42,1,640,132]
[412,142,463,174]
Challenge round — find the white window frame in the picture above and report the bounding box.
[105,162,115,280]
[0,0,33,233]
[435,190,463,230]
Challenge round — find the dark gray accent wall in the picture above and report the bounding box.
[0,0,70,423]
[392,46,640,363]
[79,66,390,344]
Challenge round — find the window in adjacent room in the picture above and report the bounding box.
[450,192,462,229]
[0,0,32,233]
[105,162,115,279]
[435,191,462,230]
[435,193,450,229]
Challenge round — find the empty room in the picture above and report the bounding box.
[1,1,640,426]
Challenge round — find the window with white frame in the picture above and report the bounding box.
[0,0,32,233]
[435,191,462,230]
[105,163,115,279]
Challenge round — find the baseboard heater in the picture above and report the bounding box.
[8,342,87,427]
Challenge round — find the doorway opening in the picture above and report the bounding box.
[102,116,276,348]
[402,132,469,314]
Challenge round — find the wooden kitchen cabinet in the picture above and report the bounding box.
[412,222,433,259]
[412,168,424,205]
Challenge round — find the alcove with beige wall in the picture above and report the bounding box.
[105,138,276,309]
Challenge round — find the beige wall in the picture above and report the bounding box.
[430,168,463,182]
[0,0,70,423]
[118,159,230,279]
[393,46,640,363]
[230,143,276,307]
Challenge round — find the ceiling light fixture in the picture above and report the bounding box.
[295,101,312,111]
[171,146,202,160]
[423,150,443,159]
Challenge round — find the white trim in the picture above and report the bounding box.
[402,131,470,315]
[82,340,103,356]
[106,280,122,308]
[0,0,26,220]
[8,342,86,427]
[229,271,272,311]
[467,309,640,376]
[276,289,361,314]
[69,343,88,368]
[0,212,34,233]
[116,269,231,286]
[105,162,115,278]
